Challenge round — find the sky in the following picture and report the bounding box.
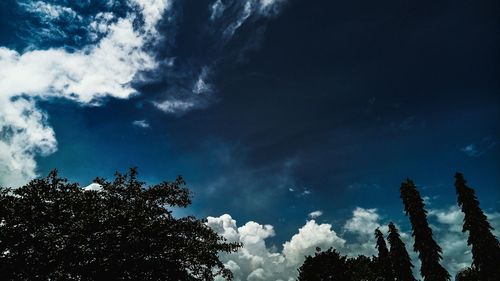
[0,0,499,280]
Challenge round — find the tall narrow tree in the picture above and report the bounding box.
[387,222,416,281]
[375,228,394,281]
[400,179,450,281]
[455,173,500,281]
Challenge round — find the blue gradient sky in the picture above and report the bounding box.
[1,0,499,279]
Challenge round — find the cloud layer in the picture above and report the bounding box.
[0,0,288,187]
[207,206,500,281]
[0,0,171,186]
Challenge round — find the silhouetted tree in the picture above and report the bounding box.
[455,173,500,281]
[400,179,450,281]
[375,228,394,281]
[387,222,416,281]
[347,255,377,281]
[455,267,479,281]
[298,248,351,281]
[0,169,240,281]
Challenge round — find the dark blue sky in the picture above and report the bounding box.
[1,0,499,278]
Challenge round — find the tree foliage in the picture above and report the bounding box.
[0,169,240,281]
[455,173,500,281]
[387,222,416,281]
[297,248,352,281]
[400,179,450,281]
[374,228,394,281]
[455,267,479,281]
[296,175,497,281]
[347,255,378,281]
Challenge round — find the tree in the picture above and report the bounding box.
[297,248,352,281]
[374,228,394,281]
[347,255,377,281]
[455,267,479,281]
[387,222,416,281]
[400,179,450,281]
[0,169,240,281]
[455,173,500,281]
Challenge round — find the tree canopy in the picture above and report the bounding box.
[455,173,500,281]
[387,222,416,281]
[400,179,450,281]
[297,248,352,281]
[374,228,394,281]
[0,169,240,280]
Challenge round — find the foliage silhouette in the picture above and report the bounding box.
[296,175,497,281]
[374,228,394,281]
[454,267,479,281]
[400,179,450,281]
[455,173,500,281]
[387,222,416,281]
[0,168,240,281]
[347,255,378,281]
[297,248,352,281]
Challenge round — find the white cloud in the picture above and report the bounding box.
[428,206,471,277]
[300,189,311,196]
[21,1,79,20]
[428,206,463,232]
[207,203,500,281]
[343,207,381,237]
[83,183,103,191]
[308,210,323,219]
[283,220,346,267]
[192,67,212,94]
[0,0,170,187]
[424,206,500,278]
[207,214,344,281]
[132,120,150,128]
[461,144,481,157]
[207,206,500,281]
[210,0,287,39]
[210,0,226,21]
[153,99,196,114]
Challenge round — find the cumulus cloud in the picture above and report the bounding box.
[0,0,170,187]
[343,207,381,238]
[427,206,471,276]
[283,220,346,267]
[207,205,500,281]
[207,214,344,281]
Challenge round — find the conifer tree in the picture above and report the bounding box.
[375,228,394,281]
[400,179,450,281]
[387,222,416,281]
[455,173,500,281]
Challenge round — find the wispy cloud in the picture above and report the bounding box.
[152,0,288,116]
[153,99,196,114]
[132,120,150,128]
[461,138,497,157]
[308,210,323,219]
[461,144,482,157]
